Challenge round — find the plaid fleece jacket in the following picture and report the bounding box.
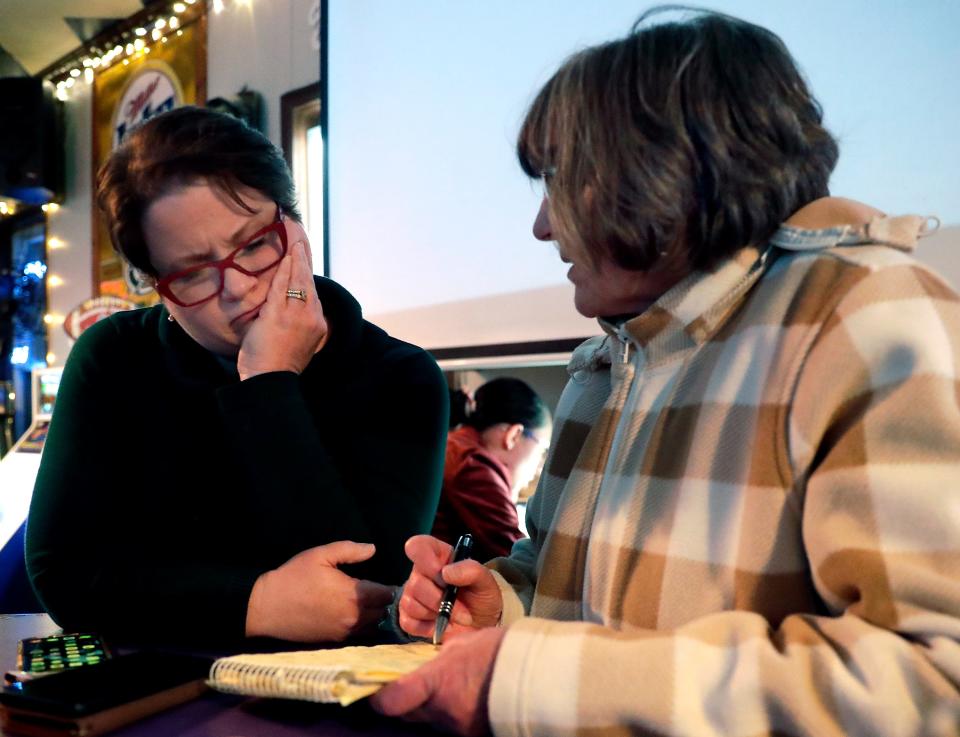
[487,215,960,737]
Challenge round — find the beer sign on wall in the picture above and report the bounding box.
[92,16,207,304]
[111,61,184,149]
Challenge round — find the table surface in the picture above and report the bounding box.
[0,614,440,737]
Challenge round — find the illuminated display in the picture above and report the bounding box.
[23,261,47,279]
[37,372,61,417]
[10,347,29,366]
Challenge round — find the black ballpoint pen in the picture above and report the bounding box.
[433,533,474,646]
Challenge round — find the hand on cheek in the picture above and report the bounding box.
[236,241,329,380]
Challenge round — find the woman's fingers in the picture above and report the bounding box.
[316,540,376,566]
[289,241,315,301]
[403,571,444,612]
[400,587,440,622]
[441,559,490,588]
[398,610,435,639]
[405,535,453,586]
[264,249,294,310]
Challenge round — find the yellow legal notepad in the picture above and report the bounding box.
[207,642,438,706]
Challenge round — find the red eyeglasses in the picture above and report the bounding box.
[155,205,288,307]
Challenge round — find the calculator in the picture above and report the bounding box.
[16,633,111,676]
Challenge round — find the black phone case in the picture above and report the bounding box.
[0,651,210,728]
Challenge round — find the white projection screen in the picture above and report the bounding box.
[323,1,960,364]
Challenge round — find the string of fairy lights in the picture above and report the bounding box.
[0,0,222,218]
[41,0,229,102]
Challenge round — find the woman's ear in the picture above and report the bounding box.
[502,423,524,451]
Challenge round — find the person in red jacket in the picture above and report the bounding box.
[432,378,550,561]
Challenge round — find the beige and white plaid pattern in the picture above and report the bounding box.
[487,218,960,736]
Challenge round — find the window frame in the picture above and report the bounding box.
[280,81,324,274]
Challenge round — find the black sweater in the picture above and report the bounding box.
[26,276,448,641]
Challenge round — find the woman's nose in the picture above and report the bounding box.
[221,265,259,300]
[532,197,553,241]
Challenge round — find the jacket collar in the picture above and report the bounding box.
[591,245,770,367]
[579,213,933,371]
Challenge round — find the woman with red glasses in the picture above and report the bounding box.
[26,106,449,644]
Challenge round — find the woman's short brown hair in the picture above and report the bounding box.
[518,7,839,272]
[96,105,301,277]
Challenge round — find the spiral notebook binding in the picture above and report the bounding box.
[206,642,439,706]
[208,659,349,703]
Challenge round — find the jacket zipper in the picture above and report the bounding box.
[582,328,638,622]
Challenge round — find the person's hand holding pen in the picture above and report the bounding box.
[434,533,475,644]
[371,534,507,735]
[396,534,504,641]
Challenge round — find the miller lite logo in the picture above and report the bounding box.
[111,60,184,149]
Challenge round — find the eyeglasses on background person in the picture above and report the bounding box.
[521,426,548,448]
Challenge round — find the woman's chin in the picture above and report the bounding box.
[190,331,241,358]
